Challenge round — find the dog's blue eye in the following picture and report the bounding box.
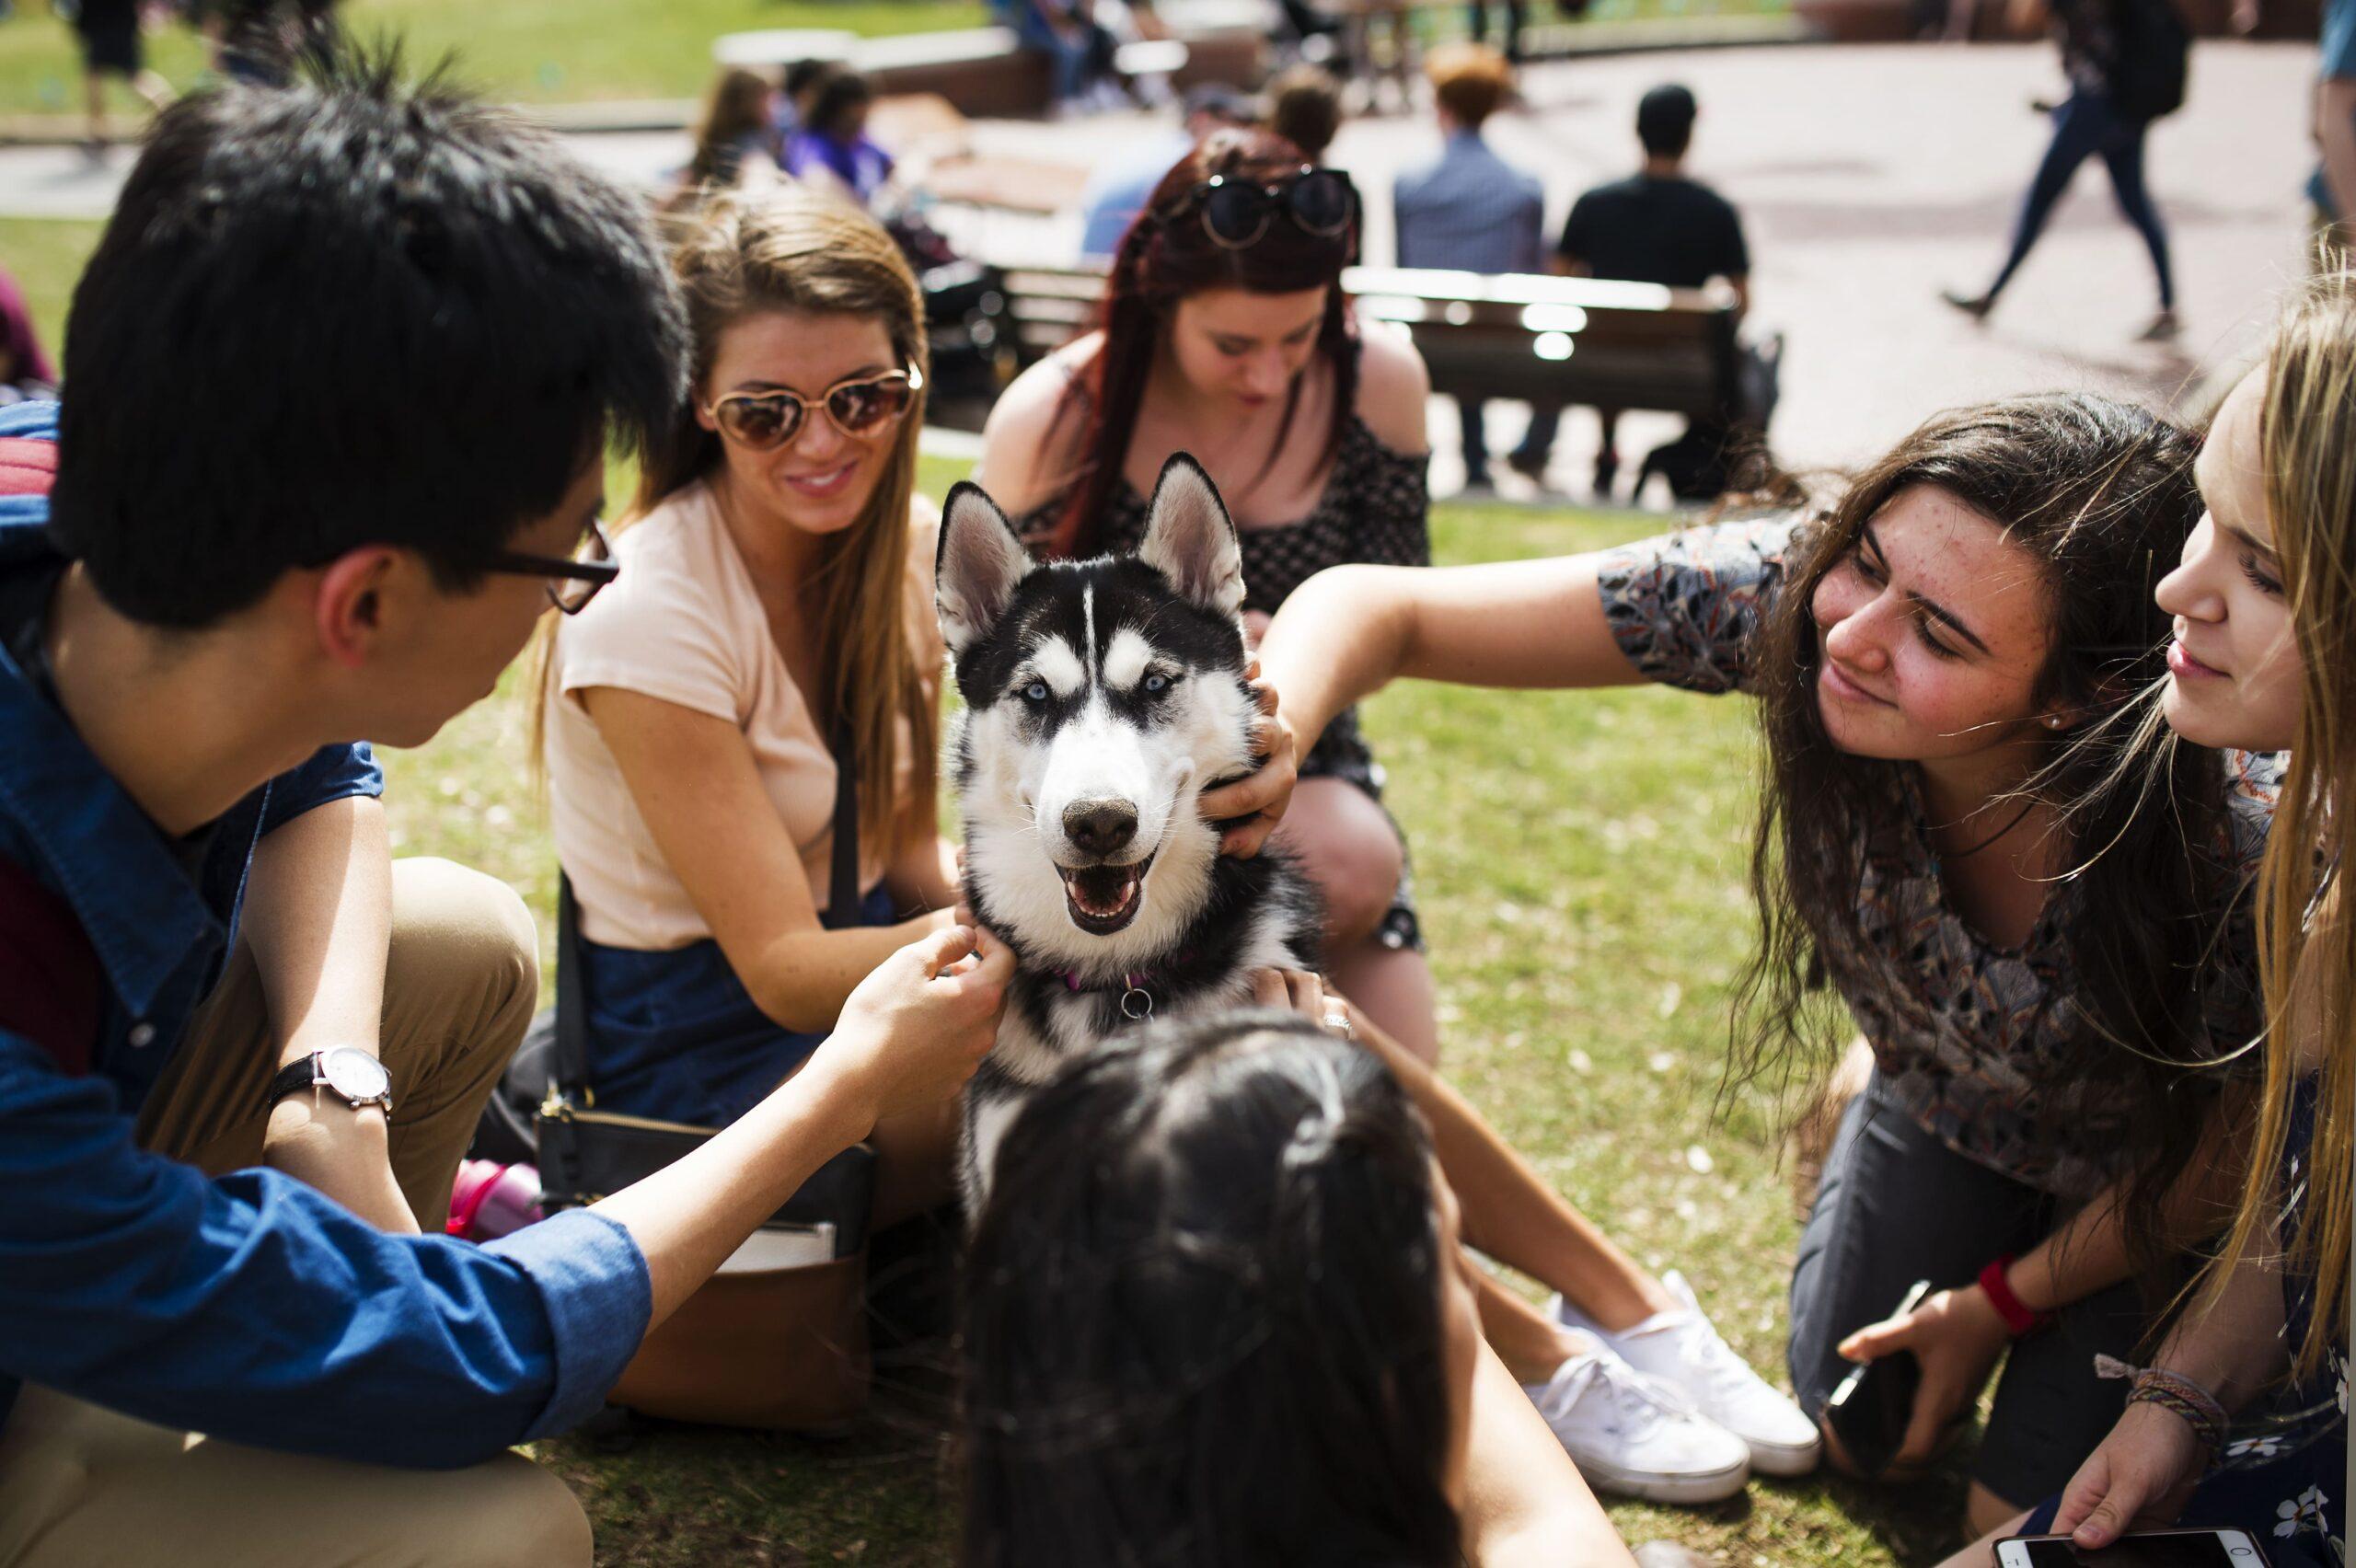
[1022,681,1049,703]
[1142,673,1171,694]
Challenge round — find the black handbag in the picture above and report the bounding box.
[533,722,876,1259]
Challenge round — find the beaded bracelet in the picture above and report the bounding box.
[2123,1369,2229,1454]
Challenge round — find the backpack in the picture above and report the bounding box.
[0,433,98,1078]
[2109,0,2189,121]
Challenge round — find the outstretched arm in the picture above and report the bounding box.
[1253,552,1645,762]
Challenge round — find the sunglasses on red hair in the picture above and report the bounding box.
[1162,167,1357,249]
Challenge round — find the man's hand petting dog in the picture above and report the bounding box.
[812,924,1013,1136]
[1199,660,1299,859]
[1253,967,1357,1042]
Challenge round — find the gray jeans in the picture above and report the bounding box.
[1788,1073,2156,1506]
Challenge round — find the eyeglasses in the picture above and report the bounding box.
[704,366,925,451]
[1167,167,1358,250]
[486,516,617,615]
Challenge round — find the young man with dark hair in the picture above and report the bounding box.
[0,50,1008,1564]
[1507,82,1750,498]
[1392,42,1543,492]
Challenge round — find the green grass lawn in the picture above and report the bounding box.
[0,215,1971,1566]
[0,0,1789,116]
[0,0,989,115]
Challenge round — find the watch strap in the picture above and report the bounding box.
[264,1050,390,1113]
[264,1054,323,1110]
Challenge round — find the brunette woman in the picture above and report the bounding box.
[978,128,1443,1061]
[960,1003,1638,1568]
[1256,394,2270,1530]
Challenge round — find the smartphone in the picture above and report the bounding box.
[1993,1528,2270,1567]
[1821,1277,1932,1479]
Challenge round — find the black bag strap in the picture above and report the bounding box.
[549,716,860,1101]
[827,714,860,927]
[551,872,593,1100]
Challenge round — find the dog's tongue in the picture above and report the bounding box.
[1065,864,1139,918]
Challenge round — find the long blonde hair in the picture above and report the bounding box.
[2209,271,2356,1378]
[532,186,935,865]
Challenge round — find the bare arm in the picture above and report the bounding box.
[973,343,1092,520]
[242,795,415,1232]
[1253,553,1643,760]
[1461,1340,1639,1568]
[582,686,950,1034]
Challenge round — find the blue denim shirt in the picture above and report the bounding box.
[0,401,651,1469]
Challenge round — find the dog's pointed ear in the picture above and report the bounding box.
[1137,454,1243,619]
[937,481,1032,654]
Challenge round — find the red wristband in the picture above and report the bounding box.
[1978,1255,2054,1337]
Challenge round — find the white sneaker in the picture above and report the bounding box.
[1522,1333,1752,1505]
[1553,1271,1822,1477]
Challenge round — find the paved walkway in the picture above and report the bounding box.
[0,40,2312,496]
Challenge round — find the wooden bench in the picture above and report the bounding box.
[1344,267,1737,422]
[995,261,1738,422]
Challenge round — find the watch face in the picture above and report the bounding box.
[320,1047,390,1102]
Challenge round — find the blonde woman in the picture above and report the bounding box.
[541,188,960,1217]
[1946,276,2353,1568]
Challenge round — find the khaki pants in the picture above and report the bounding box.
[0,859,591,1568]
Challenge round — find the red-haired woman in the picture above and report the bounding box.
[977,129,1442,1060]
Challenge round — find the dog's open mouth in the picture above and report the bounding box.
[1058,853,1155,935]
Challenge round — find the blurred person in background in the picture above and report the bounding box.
[669,67,782,210]
[1265,63,1345,164]
[1509,83,1749,500]
[2312,0,2356,259]
[1466,0,1528,62]
[785,70,895,209]
[69,0,173,152]
[774,57,837,146]
[0,265,55,405]
[1392,43,1542,492]
[1078,83,1256,260]
[1940,0,2186,340]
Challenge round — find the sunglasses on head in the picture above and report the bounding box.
[1169,167,1358,250]
[704,365,924,451]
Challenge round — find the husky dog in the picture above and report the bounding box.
[937,455,1322,1205]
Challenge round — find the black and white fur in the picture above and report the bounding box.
[938,455,1322,1205]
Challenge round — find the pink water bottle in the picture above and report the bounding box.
[446,1159,544,1241]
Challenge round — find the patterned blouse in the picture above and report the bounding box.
[1598,517,2278,1200]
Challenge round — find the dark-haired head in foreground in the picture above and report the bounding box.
[52,43,686,670]
[960,1010,1478,1568]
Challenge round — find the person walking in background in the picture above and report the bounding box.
[1941,0,2187,339]
[69,0,172,152]
[1467,0,1528,63]
[1509,83,1748,500]
[1265,63,1345,165]
[1392,44,1542,492]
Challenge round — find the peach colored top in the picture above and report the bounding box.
[546,479,943,951]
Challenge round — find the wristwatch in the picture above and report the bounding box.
[264,1047,394,1115]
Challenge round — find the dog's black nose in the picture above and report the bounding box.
[1062,800,1138,859]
